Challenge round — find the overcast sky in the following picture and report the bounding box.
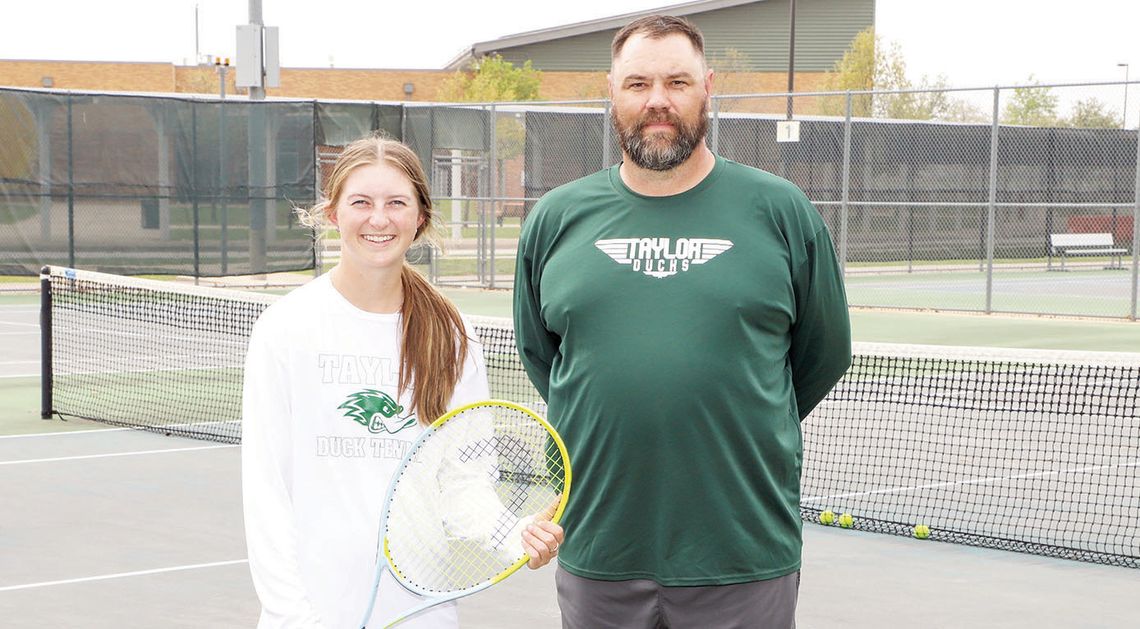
[2,0,1137,88]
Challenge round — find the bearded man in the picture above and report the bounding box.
[513,14,852,629]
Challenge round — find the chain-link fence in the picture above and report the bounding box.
[411,82,1138,320]
[715,82,1139,319]
[0,87,318,276]
[3,82,1137,318]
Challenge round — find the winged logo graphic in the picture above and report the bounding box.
[595,237,734,278]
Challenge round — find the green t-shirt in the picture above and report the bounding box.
[513,156,852,585]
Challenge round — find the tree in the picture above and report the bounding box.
[438,54,540,160]
[437,55,541,230]
[819,27,928,118]
[818,27,984,122]
[1064,98,1121,129]
[935,96,989,124]
[879,77,942,121]
[438,54,540,158]
[708,48,756,111]
[818,27,879,116]
[437,54,541,103]
[1001,77,1059,126]
[879,75,988,123]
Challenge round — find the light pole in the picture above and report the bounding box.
[215,57,229,98]
[1118,63,1129,128]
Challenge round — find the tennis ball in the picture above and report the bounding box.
[819,510,835,525]
[914,524,931,539]
[838,513,854,529]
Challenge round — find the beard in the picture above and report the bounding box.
[613,101,709,171]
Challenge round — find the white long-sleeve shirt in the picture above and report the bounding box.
[242,274,489,629]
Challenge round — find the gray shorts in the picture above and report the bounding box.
[555,567,799,629]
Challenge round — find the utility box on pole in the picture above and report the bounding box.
[235,25,279,89]
[263,27,280,88]
[235,25,262,88]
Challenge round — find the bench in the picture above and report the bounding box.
[495,201,528,226]
[1048,232,1127,270]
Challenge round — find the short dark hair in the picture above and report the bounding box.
[611,15,705,61]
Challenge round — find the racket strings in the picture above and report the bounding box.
[383,405,568,594]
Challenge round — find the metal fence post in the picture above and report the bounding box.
[710,96,720,155]
[312,101,322,278]
[66,94,75,269]
[603,102,612,168]
[489,104,498,290]
[985,87,1000,314]
[37,101,52,243]
[1132,124,1140,319]
[219,95,228,275]
[192,103,201,283]
[840,92,852,273]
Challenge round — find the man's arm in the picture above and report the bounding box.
[512,215,560,402]
[789,223,852,419]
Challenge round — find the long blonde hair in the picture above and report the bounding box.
[299,135,470,425]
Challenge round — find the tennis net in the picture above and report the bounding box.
[40,266,1140,568]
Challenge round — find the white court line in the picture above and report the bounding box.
[0,420,240,439]
[0,360,38,365]
[0,321,37,328]
[804,459,1140,503]
[0,444,238,466]
[0,373,38,379]
[0,426,130,439]
[0,559,248,592]
[0,331,39,336]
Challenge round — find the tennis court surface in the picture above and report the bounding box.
[2,268,1138,627]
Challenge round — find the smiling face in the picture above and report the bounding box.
[609,32,712,171]
[329,161,425,275]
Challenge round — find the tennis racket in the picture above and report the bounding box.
[359,399,572,628]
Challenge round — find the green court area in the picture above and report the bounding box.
[845,267,1139,318]
[0,378,45,435]
[6,280,1139,351]
[436,286,1140,352]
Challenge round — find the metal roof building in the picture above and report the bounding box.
[445,0,875,72]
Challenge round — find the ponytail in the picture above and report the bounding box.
[399,264,470,425]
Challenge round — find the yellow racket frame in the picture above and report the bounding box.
[364,399,572,628]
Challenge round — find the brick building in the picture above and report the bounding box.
[0,0,872,103]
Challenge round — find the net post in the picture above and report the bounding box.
[39,265,53,419]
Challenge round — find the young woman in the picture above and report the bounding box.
[242,136,562,628]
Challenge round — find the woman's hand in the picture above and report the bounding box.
[522,519,564,569]
[522,496,564,569]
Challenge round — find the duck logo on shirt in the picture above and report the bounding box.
[337,389,416,434]
[595,237,734,278]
